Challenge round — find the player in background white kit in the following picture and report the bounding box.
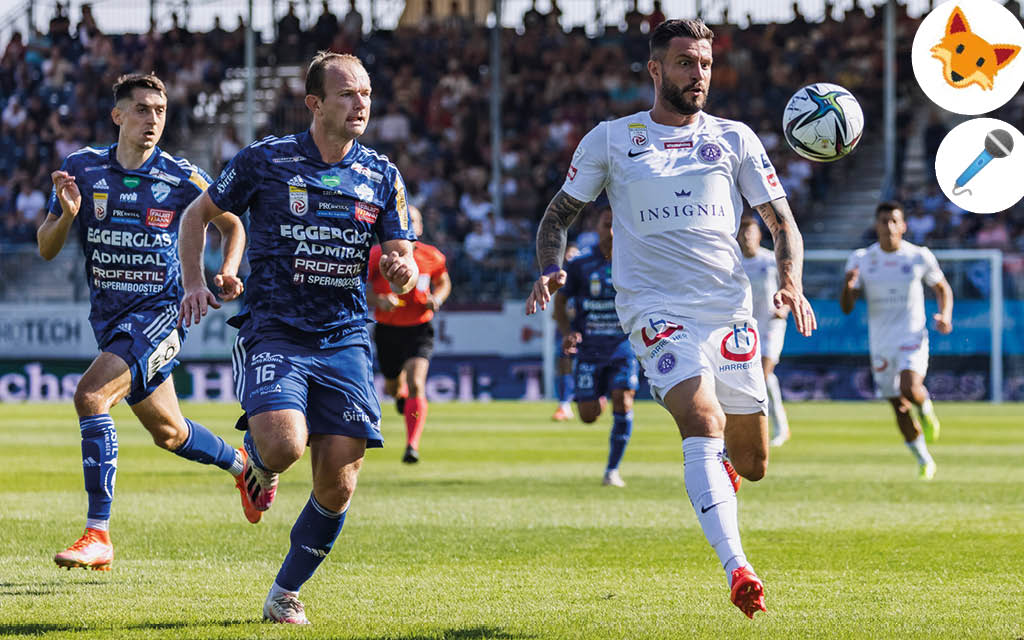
[525,19,817,619]
[841,202,952,480]
[738,216,790,446]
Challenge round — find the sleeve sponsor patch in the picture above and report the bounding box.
[394,174,409,230]
[188,170,210,192]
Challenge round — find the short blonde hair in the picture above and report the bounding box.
[305,51,366,98]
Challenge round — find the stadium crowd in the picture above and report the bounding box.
[2,1,1023,299]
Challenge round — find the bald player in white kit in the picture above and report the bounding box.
[841,201,952,480]
[525,18,817,619]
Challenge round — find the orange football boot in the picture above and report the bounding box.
[54,528,113,571]
[730,566,766,619]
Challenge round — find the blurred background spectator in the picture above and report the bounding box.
[1,0,1022,302]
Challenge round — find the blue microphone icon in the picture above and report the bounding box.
[952,129,1014,197]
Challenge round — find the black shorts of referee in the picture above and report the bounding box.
[373,322,436,379]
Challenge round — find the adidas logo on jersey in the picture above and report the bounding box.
[287,175,306,187]
[93,178,109,190]
[118,322,132,332]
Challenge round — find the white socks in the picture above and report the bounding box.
[85,518,109,531]
[917,397,935,419]
[682,436,747,585]
[269,581,299,599]
[765,372,789,438]
[905,434,934,466]
[228,449,245,477]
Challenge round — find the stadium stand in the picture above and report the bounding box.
[1,1,1022,304]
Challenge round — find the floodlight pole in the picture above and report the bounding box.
[490,0,503,220]
[244,0,255,144]
[883,0,896,194]
[991,250,1003,403]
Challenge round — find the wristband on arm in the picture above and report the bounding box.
[542,265,561,277]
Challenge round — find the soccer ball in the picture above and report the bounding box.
[782,83,864,162]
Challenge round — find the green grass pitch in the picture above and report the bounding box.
[0,401,1021,639]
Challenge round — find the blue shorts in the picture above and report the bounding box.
[100,306,183,406]
[232,326,383,447]
[555,329,568,360]
[574,341,639,401]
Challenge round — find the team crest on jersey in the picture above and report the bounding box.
[698,142,722,163]
[720,323,758,362]
[93,192,108,220]
[151,181,171,203]
[628,123,649,147]
[589,272,602,297]
[354,182,375,202]
[288,175,308,217]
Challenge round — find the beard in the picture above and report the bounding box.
[661,78,706,116]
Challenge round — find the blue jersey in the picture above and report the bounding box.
[561,248,628,359]
[48,144,212,343]
[209,131,416,347]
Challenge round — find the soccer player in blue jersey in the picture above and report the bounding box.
[38,73,248,571]
[178,51,418,625]
[553,207,638,487]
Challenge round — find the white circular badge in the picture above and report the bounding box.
[911,0,1024,115]
[935,117,1024,213]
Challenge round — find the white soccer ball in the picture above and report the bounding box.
[782,82,864,162]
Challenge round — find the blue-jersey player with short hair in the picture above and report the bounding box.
[179,51,419,625]
[553,207,638,487]
[39,73,248,572]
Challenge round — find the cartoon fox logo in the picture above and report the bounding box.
[930,5,1020,91]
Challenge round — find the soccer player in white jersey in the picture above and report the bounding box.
[738,216,790,446]
[525,19,817,619]
[841,202,952,480]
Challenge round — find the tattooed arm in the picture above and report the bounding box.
[525,190,588,315]
[752,197,817,336]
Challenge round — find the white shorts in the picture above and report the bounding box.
[758,316,787,364]
[870,336,929,398]
[628,312,767,415]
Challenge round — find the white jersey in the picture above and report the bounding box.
[740,246,784,327]
[561,110,786,330]
[844,242,945,351]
